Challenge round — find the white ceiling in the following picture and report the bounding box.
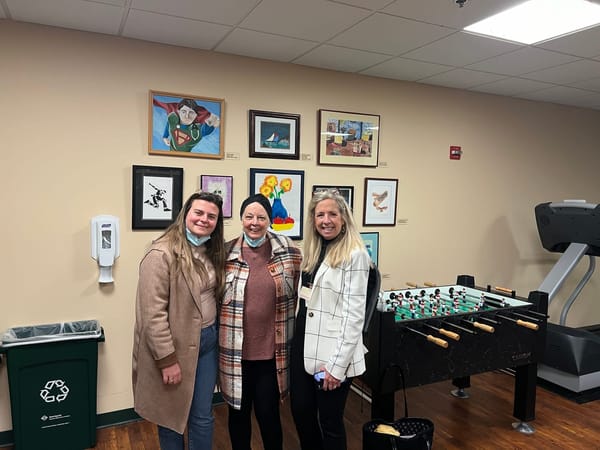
[4,0,600,110]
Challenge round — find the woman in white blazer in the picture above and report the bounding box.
[290,188,371,450]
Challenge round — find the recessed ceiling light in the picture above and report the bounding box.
[464,0,600,45]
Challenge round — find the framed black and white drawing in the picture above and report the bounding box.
[132,165,183,230]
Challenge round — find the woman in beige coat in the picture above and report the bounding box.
[132,191,225,449]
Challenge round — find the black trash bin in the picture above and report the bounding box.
[0,320,104,450]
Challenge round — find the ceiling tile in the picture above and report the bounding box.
[382,0,525,29]
[418,68,505,89]
[403,31,522,67]
[569,76,600,93]
[558,92,600,109]
[360,57,452,81]
[123,9,232,49]
[470,77,554,96]
[6,0,124,35]
[329,13,454,55]
[130,0,259,25]
[522,59,600,84]
[329,0,394,10]
[216,29,317,62]
[536,24,600,58]
[239,0,369,42]
[515,85,597,104]
[467,47,579,76]
[294,44,391,73]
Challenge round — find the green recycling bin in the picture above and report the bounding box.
[0,320,104,450]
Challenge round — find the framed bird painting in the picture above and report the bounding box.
[363,178,398,226]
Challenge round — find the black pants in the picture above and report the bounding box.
[227,358,282,450]
[290,301,353,450]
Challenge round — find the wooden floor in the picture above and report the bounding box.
[23,370,598,449]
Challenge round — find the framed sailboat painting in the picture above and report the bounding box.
[249,110,300,160]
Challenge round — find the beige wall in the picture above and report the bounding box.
[1,20,600,431]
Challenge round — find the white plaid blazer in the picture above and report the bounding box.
[300,248,370,381]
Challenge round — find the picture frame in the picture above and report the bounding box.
[363,178,398,226]
[249,168,305,240]
[360,232,379,266]
[149,90,224,159]
[132,165,183,230]
[312,185,355,210]
[200,175,233,218]
[318,109,380,167]
[249,110,300,160]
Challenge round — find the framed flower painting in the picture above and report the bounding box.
[249,168,305,240]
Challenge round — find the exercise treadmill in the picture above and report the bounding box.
[535,200,600,392]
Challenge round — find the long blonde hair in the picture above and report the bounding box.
[155,191,226,297]
[302,189,366,273]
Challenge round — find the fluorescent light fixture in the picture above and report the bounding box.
[464,0,600,45]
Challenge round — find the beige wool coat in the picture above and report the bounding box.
[132,240,215,434]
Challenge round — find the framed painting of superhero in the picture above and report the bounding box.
[149,90,224,159]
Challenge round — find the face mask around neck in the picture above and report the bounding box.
[243,232,267,248]
[186,228,211,247]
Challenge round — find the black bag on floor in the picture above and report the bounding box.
[363,417,434,450]
[362,367,434,450]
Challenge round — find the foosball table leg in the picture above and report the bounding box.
[451,376,470,399]
[512,363,537,434]
[512,421,535,434]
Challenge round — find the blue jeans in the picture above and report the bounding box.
[158,323,218,450]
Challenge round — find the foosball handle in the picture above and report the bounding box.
[516,319,539,330]
[424,281,437,287]
[473,321,495,333]
[426,335,449,348]
[406,281,417,288]
[439,328,460,341]
[495,286,513,294]
[495,285,516,298]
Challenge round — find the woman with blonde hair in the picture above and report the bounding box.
[290,188,371,450]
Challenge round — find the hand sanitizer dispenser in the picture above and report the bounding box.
[91,215,120,283]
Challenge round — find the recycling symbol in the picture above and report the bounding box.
[40,379,69,403]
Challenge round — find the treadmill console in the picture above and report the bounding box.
[535,200,600,256]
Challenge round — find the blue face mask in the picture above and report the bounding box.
[186,228,211,247]
[243,232,267,248]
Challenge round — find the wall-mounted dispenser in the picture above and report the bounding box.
[91,215,120,283]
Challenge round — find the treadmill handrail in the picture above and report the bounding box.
[559,255,595,326]
[538,243,589,304]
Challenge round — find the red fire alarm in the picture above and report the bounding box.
[450,145,462,160]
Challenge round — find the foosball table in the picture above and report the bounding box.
[362,275,548,433]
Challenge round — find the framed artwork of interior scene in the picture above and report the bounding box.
[200,175,233,218]
[249,109,300,160]
[132,165,183,230]
[360,232,379,266]
[312,185,354,210]
[149,90,224,159]
[363,178,398,226]
[249,168,305,240]
[318,109,380,167]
